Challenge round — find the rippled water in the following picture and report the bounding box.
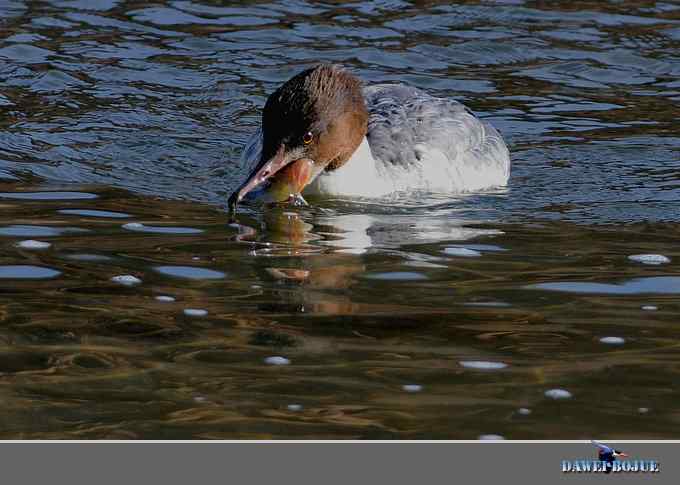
[0,0,679,439]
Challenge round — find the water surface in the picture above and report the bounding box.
[0,0,679,439]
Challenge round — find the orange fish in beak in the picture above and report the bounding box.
[228,153,314,214]
[265,158,314,205]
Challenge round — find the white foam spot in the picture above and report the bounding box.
[444,247,482,257]
[545,388,572,400]
[478,434,505,441]
[459,360,508,370]
[402,384,423,393]
[600,336,625,345]
[264,356,290,366]
[155,295,175,302]
[628,254,670,265]
[517,408,532,416]
[123,222,202,234]
[183,308,208,317]
[638,407,649,414]
[111,274,142,286]
[15,239,51,250]
[287,404,303,412]
[193,396,207,403]
[641,305,658,311]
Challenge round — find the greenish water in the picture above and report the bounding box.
[0,185,679,439]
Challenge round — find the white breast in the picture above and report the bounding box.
[304,129,510,198]
[304,137,394,197]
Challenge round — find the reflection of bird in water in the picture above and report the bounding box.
[233,210,366,315]
[592,440,628,474]
[248,208,503,255]
[229,64,510,215]
[233,209,502,315]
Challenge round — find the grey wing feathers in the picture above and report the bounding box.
[363,84,509,175]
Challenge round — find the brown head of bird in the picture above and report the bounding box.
[228,64,369,214]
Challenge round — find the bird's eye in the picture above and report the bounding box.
[303,132,313,145]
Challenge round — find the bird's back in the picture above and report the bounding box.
[361,84,510,194]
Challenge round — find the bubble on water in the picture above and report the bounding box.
[0,265,61,279]
[287,404,303,412]
[444,247,482,257]
[478,434,505,441]
[402,384,423,393]
[264,356,290,366]
[545,388,572,400]
[0,191,97,200]
[600,336,625,345]
[155,295,175,302]
[528,277,680,295]
[15,239,51,250]
[154,265,225,280]
[183,308,208,317]
[123,222,203,234]
[364,271,428,281]
[0,225,86,237]
[628,254,670,265]
[641,305,658,311]
[517,408,532,416]
[111,274,142,286]
[59,209,130,218]
[459,361,508,370]
[638,407,650,414]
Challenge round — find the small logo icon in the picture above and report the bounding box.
[561,441,660,474]
[591,441,628,474]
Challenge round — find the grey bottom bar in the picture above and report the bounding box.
[0,442,675,485]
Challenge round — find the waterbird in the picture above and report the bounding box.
[591,440,629,474]
[228,64,510,216]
